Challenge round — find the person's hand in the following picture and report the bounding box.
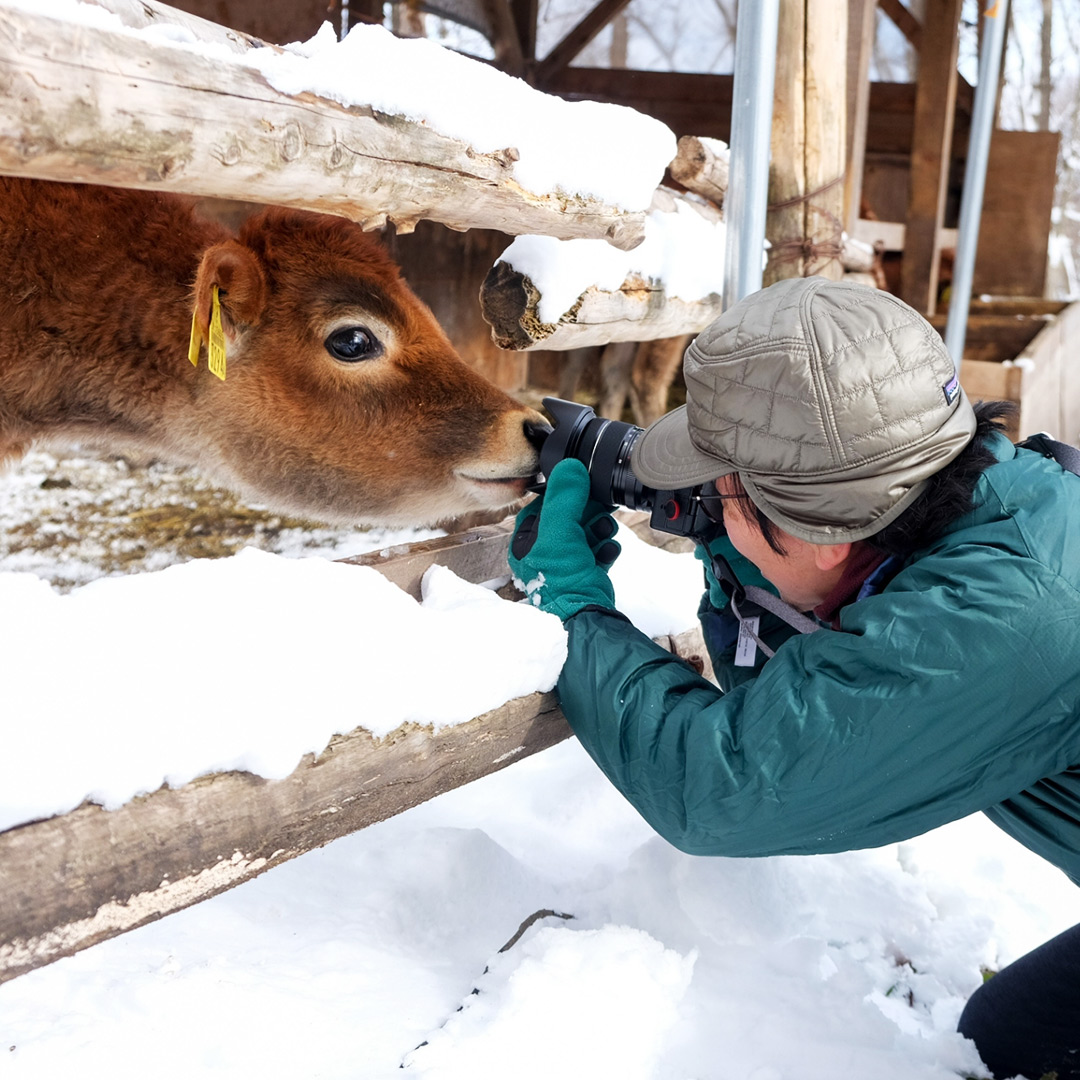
[508,459,620,621]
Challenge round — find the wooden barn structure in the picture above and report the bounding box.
[156,0,1075,441]
[1,0,1077,982]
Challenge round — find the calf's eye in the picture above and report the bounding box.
[325,326,382,362]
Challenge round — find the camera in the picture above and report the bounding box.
[534,397,723,542]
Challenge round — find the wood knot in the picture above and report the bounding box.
[279,122,304,162]
[219,137,242,166]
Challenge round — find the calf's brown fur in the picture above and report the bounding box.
[0,177,547,527]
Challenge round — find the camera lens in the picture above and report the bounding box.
[539,398,651,511]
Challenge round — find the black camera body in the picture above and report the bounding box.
[535,397,721,542]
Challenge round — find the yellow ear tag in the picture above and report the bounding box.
[188,306,202,367]
[207,285,227,381]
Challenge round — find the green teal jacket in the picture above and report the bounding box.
[557,438,1080,883]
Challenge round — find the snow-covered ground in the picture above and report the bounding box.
[1,450,1077,1080]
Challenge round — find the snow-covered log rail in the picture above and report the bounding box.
[0,0,646,247]
[482,265,726,351]
[481,187,726,351]
[0,686,571,986]
[0,515,709,985]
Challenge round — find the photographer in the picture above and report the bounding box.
[509,277,1080,1079]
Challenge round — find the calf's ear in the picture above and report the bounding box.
[193,241,268,342]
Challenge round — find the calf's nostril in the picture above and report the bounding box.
[523,419,553,451]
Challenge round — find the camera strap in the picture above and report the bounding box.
[1015,432,1080,477]
[701,544,824,662]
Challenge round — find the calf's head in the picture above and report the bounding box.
[187,209,548,526]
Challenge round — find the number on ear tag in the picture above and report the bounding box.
[208,285,227,381]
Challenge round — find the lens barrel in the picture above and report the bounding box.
[536,397,722,542]
[539,397,649,511]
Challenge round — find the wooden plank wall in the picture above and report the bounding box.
[954,301,1080,444]
[973,130,1060,299]
[160,0,338,43]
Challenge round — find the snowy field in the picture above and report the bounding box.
[1,449,1077,1080]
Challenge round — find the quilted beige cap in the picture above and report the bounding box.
[630,276,977,543]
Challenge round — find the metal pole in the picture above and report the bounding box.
[722,0,780,310]
[943,0,1011,368]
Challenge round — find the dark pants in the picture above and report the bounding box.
[958,922,1080,1079]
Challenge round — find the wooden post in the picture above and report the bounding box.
[804,0,847,280]
[900,0,964,315]
[480,0,528,76]
[510,0,539,66]
[845,0,876,234]
[766,0,847,285]
[766,0,807,284]
[351,0,384,22]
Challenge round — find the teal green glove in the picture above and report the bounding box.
[508,459,620,621]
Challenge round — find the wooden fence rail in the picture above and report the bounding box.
[0,0,645,247]
[0,515,709,985]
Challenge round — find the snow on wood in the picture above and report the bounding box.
[480,188,726,351]
[0,0,647,247]
[0,514,710,985]
[840,234,877,273]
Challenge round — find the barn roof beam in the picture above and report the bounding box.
[878,0,923,50]
[534,0,633,82]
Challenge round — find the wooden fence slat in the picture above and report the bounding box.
[340,520,518,600]
[0,0,645,248]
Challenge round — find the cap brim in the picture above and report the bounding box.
[630,405,736,489]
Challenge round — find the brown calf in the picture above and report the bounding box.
[0,178,548,527]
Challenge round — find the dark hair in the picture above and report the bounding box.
[724,474,790,556]
[725,400,1016,559]
[864,400,1016,557]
